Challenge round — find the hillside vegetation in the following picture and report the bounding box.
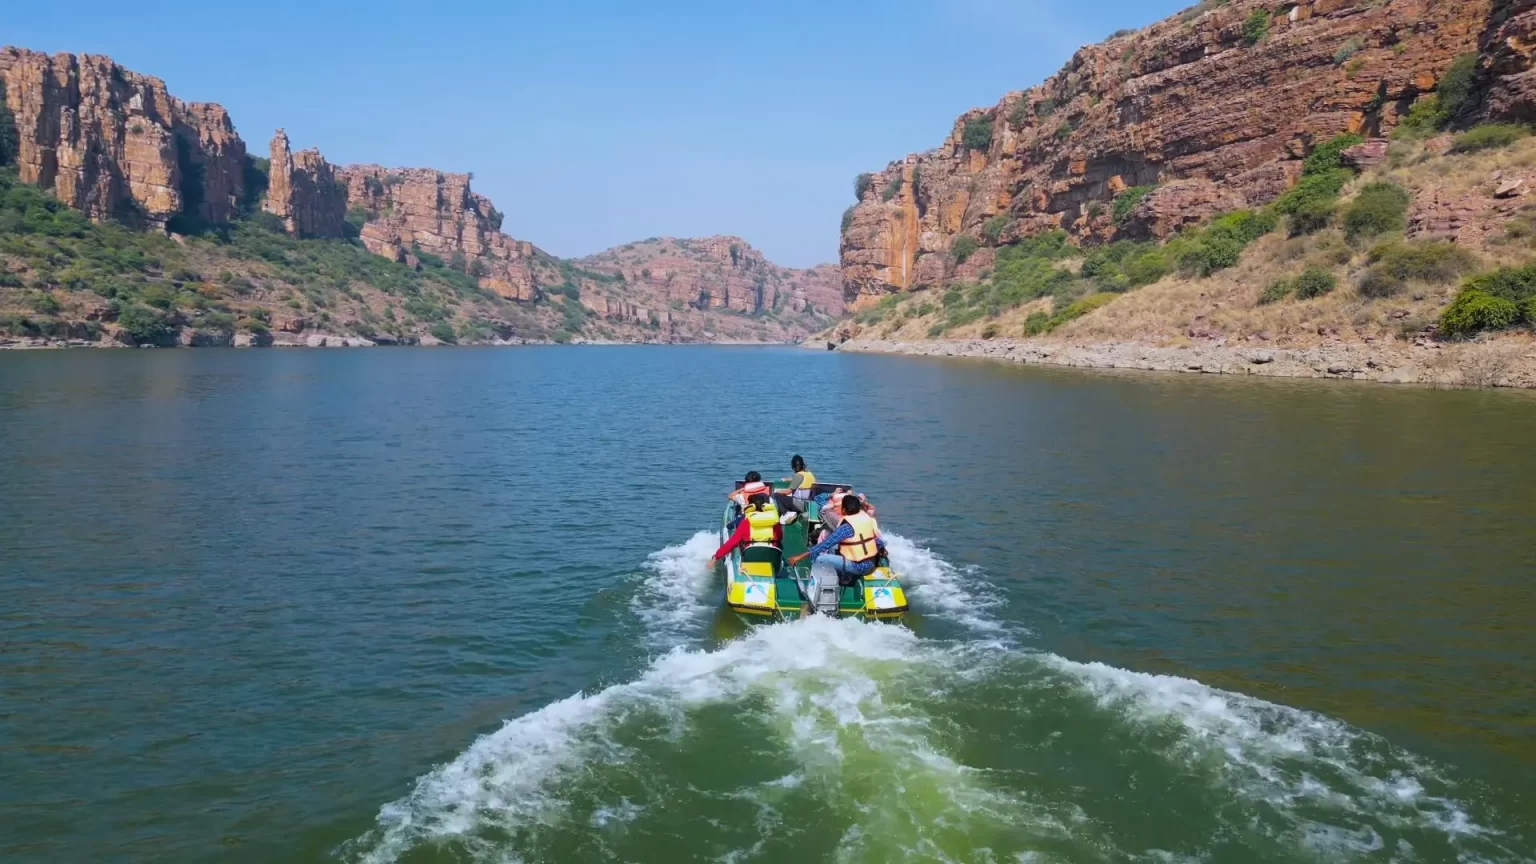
[838,127,1536,361]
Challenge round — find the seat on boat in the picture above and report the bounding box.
[739,542,782,578]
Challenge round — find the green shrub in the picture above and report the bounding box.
[1113,185,1154,223]
[29,291,61,314]
[1367,240,1478,283]
[1036,98,1057,118]
[1357,267,1403,299]
[117,304,177,345]
[1334,37,1365,66]
[1461,263,1536,304]
[1343,181,1410,239]
[1007,99,1030,128]
[952,235,979,263]
[201,311,236,331]
[1274,169,1351,235]
[1304,134,1365,176]
[1393,96,1449,139]
[1437,53,1479,120]
[962,116,995,151]
[1023,310,1051,335]
[1258,279,1293,304]
[551,329,573,344]
[1292,267,1337,299]
[882,177,904,202]
[1450,124,1531,154]
[1176,235,1244,276]
[429,321,457,343]
[981,323,999,339]
[1206,209,1279,245]
[854,173,873,201]
[1439,289,1521,337]
[841,207,855,232]
[1242,8,1270,45]
[982,215,1009,243]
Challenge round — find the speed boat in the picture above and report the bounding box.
[718,479,908,623]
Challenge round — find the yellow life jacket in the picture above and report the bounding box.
[794,469,817,489]
[746,503,780,544]
[839,511,880,563]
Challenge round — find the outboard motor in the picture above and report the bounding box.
[808,559,843,616]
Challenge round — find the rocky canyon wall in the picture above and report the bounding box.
[264,129,346,239]
[335,164,538,301]
[0,47,245,229]
[839,0,1525,306]
[577,236,845,318]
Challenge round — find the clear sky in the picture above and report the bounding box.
[8,0,1188,267]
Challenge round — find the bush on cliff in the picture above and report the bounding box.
[1393,97,1450,139]
[882,177,904,202]
[982,215,1009,243]
[1303,134,1365,176]
[951,235,979,263]
[1112,185,1154,224]
[1342,181,1409,240]
[1242,9,1270,45]
[1437,53,1480,121]
[854,173,873,201]
[962,116,994,151]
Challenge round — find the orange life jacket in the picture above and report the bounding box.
[839,511,881,563]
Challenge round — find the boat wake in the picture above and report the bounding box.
[627,530,719,650]
[341,618,1529,863]
[882,532,1010,636]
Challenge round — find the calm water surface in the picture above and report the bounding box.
[1,347,1532,863]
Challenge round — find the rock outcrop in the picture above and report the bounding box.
[839,0,1510,306]
[0,46,246,229]
[335,164,538,301]
[264,129,346,239]
[577,236,845,318]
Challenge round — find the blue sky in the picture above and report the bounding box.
[8,0,1188,267]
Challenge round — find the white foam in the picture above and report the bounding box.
[1042,655,1507,857]
[883,532,1008,635]
[345,618,948,863]
[629,529,720,649]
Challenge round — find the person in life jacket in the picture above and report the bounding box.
[726,471,770,530]
[711,494,782,563]
[772,455,816,523]
[788,493,884,583]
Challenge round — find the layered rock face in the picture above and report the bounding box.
[264,129,346,239]
[839,0,1507,306]
[0,46,245,228]
[577,236,845,318]
[336,165,538,301]
[1482,0,1536,122]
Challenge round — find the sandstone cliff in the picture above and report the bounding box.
[264,129,346,239]
[335,164,540,302]
[0,46,245,229]
[839,0,1514,306]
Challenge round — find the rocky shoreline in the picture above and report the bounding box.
[0,333,792,350]
[831,336,1536,389]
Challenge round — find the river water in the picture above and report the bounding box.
[1,346,1532,863]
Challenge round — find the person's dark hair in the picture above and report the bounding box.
[747,493,770,509]
[744,471,761,483]
[841,494,863,514]
[790,455,805,472]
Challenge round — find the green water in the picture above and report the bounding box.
[0,347,1531,863]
